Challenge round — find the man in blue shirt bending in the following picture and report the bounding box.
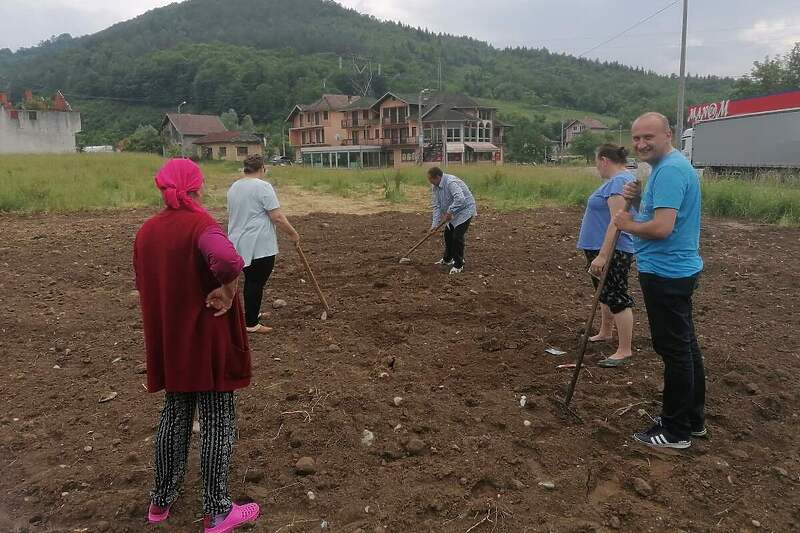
[614,112,705,450]
[428,167,477,275]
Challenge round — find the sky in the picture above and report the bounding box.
[2,0,800,77]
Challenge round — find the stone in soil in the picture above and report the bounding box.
[404,438,426,456]
[295,456,316,475]
[632,477,653,497]
[273,299,287,309]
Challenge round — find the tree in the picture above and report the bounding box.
[122,125,162,153]
[220,108,239,131]
[570,131,604,163]
[240,114,255,133]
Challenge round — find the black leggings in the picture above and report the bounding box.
[243,255,276,327]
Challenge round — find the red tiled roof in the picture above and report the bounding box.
[194,131,262,144]
[165,113,227,136]
[580,117,608,130]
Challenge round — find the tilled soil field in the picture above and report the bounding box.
[1,207,799,533]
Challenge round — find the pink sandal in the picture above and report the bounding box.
[204,502,261,533]
[147,503,170,523]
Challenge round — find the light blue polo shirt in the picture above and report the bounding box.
[634,150,703,278]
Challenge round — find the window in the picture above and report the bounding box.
[299,114,304,126]
[237,146,248,156]
[447,128,462,143]
[375,129,380,138]
[323,111,329,121]
[302,131,308,144]
[401,149,416,162]
[479,110,492,120]
[363,110,369,120]
[218,146,227,158]
[315,129,324,143]
[352,131,360,145]
[412,127,417,138]
[314,112,321,125]
[28,111,37,121]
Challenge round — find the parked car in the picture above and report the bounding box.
[271,155,293,166]
[625,157,638,170]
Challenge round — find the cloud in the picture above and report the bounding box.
[740,18,800,55]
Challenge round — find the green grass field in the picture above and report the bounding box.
[1,153,798,225]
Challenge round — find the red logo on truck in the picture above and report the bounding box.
[687,90,800,125]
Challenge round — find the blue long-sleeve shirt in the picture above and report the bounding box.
[431,174,477,229]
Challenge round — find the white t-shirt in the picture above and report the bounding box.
[226,178,280,266]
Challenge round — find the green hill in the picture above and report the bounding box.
[0,0,734,149]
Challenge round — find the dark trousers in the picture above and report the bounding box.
[243,255,275,327]
[151,391,236,516]
[443,217,472,268]
[639,272,705,439]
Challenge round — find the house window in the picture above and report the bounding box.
[352,131,360,145]
[237,146,248,156]
[401,149,416,162]
[375,129,380,138]
[447,128,461,143]
[218,146,227,158]
[323,111,328,121]
[363,110,369,120]
[302,131,308,144]
[315,112,321,125]
[299,114,304,126]
[479,110,491,120]
[315,129,324,143]
[412,127,417,138]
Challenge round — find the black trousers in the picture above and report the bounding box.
[151,391,236,516]
[639,272,705,439]
[243,255,276,327]
[443,217,472,268]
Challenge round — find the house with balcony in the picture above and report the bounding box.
[286,92,509,168]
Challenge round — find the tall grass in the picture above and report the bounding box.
[0,153,239,212]
[702,177,800,225]
[1,154,798,225]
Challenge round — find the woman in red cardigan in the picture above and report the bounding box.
[134,159,260,533]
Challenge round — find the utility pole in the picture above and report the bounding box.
[443,120,448,167]
[676,0,689,144]
[618,124,623,145]
[418,88,431,165]
[178,100,187,158]
[560,120,565,164]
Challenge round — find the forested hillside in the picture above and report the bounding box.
[0,0,734,148]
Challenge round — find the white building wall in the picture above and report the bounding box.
[0,109,82,154]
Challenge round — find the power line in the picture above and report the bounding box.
[578,0,681,58]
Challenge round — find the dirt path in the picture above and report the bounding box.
[1,204,799,533]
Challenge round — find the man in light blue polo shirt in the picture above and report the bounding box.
[428,166,477,274]
[614,112,705,450]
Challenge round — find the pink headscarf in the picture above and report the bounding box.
[154,158,205,213]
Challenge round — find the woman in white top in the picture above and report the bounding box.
[227,155,300,334]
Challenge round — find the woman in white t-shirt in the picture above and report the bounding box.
[227,155,300,334]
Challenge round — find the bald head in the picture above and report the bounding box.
[633,112,671,134]
[631,112,674,163]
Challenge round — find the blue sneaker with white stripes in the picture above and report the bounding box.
[633,423,691,449]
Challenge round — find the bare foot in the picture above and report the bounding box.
[246,324,273,334]
[606,352,632,360]
[589,333,613,342]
